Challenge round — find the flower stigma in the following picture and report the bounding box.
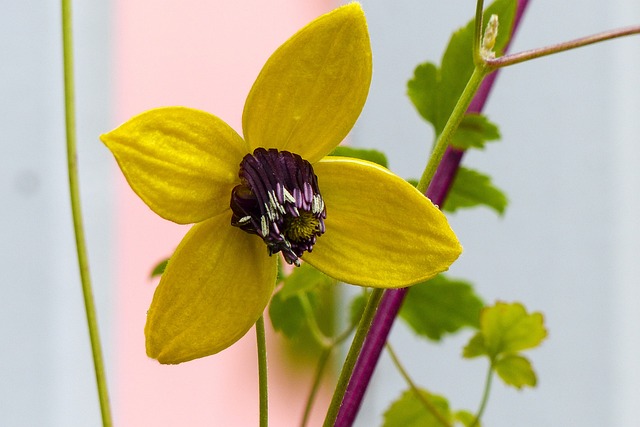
[230,148,326,266]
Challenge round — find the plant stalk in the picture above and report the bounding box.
[62,0,112,425]
[256,316,269,427]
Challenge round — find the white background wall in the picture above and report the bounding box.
[1,0,638,426]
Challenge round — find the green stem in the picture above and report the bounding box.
[301,347,332,427]
[471,362,494,427]
[386,344,451,427]
[487,25,640,70]
[323,288,384,427]
[256,316,269,427]
[416,65,489,194]
[61,1,112,425]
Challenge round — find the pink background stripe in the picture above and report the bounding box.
[112,1,335,425]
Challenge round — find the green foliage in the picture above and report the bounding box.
[451,114,500,150]
[494,354,537,389]
[269,289,308,338]
[463,302,547,389]
[443,166,508,215]
[150,258,169,277]
[269,262,336,358]
[399,275,484,340]
[329,145,389,168]
[383,389,478,427]
[454,410,481,427]
[382,389,452,427]
[278,262,333,300]
[408,0,516,135]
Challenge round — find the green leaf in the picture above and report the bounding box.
[400,275,484,341]
[482,302,547,356]
[494,354,537,389]
[451,114,500,150]
[279,262,333,300]
[408,0,516,133]
[407,62,438,126]
[150,258,169,278]
[462,332,486,359]
[383,389,452,427]
[454,410,481,427]
[481,302,547,358]
[329,146,388,168]
[443,167,508,215]
[268,290,308,338]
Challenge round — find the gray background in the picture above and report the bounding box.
[1,0,639,425]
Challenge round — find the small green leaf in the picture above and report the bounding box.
[400,275,484,341]
[451,114,500,150]
[462,332,487,359]
[268,290,307,338]
[443,167,508,215]
[279,262,333,300]
[481,302,547,358]
[407,62,438,126]
[454,410,481,427]
[383,389,452,427]
[329,146,388,168]
[494,354,537,389]
[150,258,169,278]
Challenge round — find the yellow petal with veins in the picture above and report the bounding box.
[304,157,462,288]
[242,3,372,163]
[101,107,247,224]
[145,212,277,364]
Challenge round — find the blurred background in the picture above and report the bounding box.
[2,0,639,425]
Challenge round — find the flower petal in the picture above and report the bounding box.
[242,4,372,163]
[145,212,277,364]
[304,158,462,288]
[101,107,248,224]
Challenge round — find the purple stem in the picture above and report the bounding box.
[333,2,530,425]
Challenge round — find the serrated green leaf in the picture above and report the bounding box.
[400,275,484,341]
[494,354,537,389]
[279,262,333,300]
[451,114,500,150]
[268,291,307,338]
[383,388,452,427]
[481,302,547,358]
[408,0,516,134]
[443,167,508,215]
[150,258,169,278]
[329,146,388,168]
[454,410,481,427]
[462,332,487,359]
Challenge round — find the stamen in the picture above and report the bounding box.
[230,148,326,265]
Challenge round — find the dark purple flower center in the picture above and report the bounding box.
[230,148,326,266]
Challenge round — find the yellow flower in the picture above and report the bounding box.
[101,4,461,364]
